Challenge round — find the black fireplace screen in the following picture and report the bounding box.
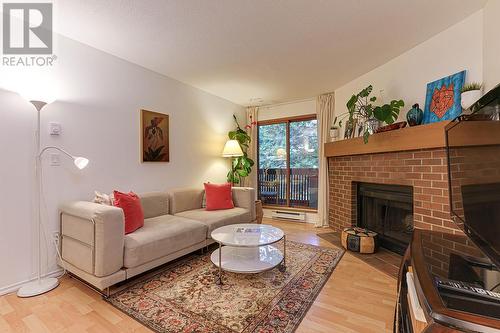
[357,183,413,254]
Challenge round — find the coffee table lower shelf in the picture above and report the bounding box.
[210,245,285,283]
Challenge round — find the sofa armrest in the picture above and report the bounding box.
[168,188,204,214]
[232,187,256,221]
[59,201,124,277]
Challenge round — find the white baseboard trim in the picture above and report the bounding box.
[263,208,318,224]
[0,269,63,296]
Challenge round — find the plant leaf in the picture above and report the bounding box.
[237,169,249,177]
[363,130,370,144]
[358,85,373,98]
[346,94,358,113]
[373,99,404,124]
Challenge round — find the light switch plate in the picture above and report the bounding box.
[49,122,61,135]
[50,153,60,166]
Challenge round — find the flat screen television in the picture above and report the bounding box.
[446,84,500,268]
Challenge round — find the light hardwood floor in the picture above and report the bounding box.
[0,219,397,333]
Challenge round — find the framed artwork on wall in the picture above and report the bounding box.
[423,70,465,124]
[141,109,169,162]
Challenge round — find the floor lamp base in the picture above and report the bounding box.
[17,277,59,298]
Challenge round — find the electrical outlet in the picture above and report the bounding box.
[52,231,60,246]
[49,122,61,135]
[50,153,61,166]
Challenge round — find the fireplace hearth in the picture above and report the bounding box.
[357,183,413,255]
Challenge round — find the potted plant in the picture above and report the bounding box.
[461,82,482,111]
[333,85,405,143]
[226,115,255,184]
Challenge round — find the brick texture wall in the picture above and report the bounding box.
[328,148,462,234]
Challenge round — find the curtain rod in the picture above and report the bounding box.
[257,97,316,110]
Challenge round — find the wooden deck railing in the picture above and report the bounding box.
[258,168,318,209]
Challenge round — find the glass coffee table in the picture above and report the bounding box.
[210,224,286,285]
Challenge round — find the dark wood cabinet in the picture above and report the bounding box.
[395,229,500,332]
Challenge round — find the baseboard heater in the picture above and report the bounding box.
[272,210,306,222]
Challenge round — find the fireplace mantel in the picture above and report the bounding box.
[324,121,451,157]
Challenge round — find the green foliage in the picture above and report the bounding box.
[336,85,377,128]
[290,120,318,168]
[363,130,370,144]
[258,123,287,169]
[373,99,404,124]
[227,115,255,184]
[258,120,318,170]
[143,146,166,161]
[334,85,405,143]
[461,82,482,93]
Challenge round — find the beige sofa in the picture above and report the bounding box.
[58,187,256,291]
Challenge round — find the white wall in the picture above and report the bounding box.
[257,99,316,121]
[334,10,484,135]
[483,0,500,91]
[0,35,244,293]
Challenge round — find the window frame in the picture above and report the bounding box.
[256,113,318,211]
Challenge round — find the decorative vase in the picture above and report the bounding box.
[329,128,339,141]
[365,117,381,134]
[461,90,482,111]
[406,103,423,126]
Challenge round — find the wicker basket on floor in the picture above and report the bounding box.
[341,227,378,254]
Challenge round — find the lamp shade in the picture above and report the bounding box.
[222,140,243,157]
[73,157,89,170]
[16,71,58,105]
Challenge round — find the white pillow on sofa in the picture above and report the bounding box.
[93,191,114,205]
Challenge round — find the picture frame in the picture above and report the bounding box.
[141,109,169,162]
[423,71,465,124]
[344,118,357,139]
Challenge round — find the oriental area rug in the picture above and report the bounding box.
[107,241,344,333]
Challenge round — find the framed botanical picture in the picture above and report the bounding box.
[344,118,357,139]
[423,70,465,124]
[141,109,169,162]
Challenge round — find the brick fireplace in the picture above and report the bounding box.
[324,121,462,241]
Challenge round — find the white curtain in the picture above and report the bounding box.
[244,106,258,192]
[316,92,335,227]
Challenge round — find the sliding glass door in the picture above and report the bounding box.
[257,115,318,209]
[257,122,287,206]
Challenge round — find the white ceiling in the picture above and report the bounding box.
[55,0,487,106]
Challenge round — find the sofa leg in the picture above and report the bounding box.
[103,287,110,299]
[68,271,111,299]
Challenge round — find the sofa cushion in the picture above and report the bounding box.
[175,207,251,237]
[169,188,204,214]
[123,215,207,268]
[204,183,234,211]
[139,192,169,219]
[113,191,144,234]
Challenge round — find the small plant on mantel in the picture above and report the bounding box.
[333,85,405,143]
[461,82,483,110]
[461,82,482,93]
[226,115,255,185]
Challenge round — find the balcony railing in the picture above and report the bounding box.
[258,168,318,209]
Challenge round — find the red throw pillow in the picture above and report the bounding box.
[204,183,234,211]
[113,191,144,234]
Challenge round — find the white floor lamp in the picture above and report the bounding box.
[222,139,243,186]
[17,99,89,298]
